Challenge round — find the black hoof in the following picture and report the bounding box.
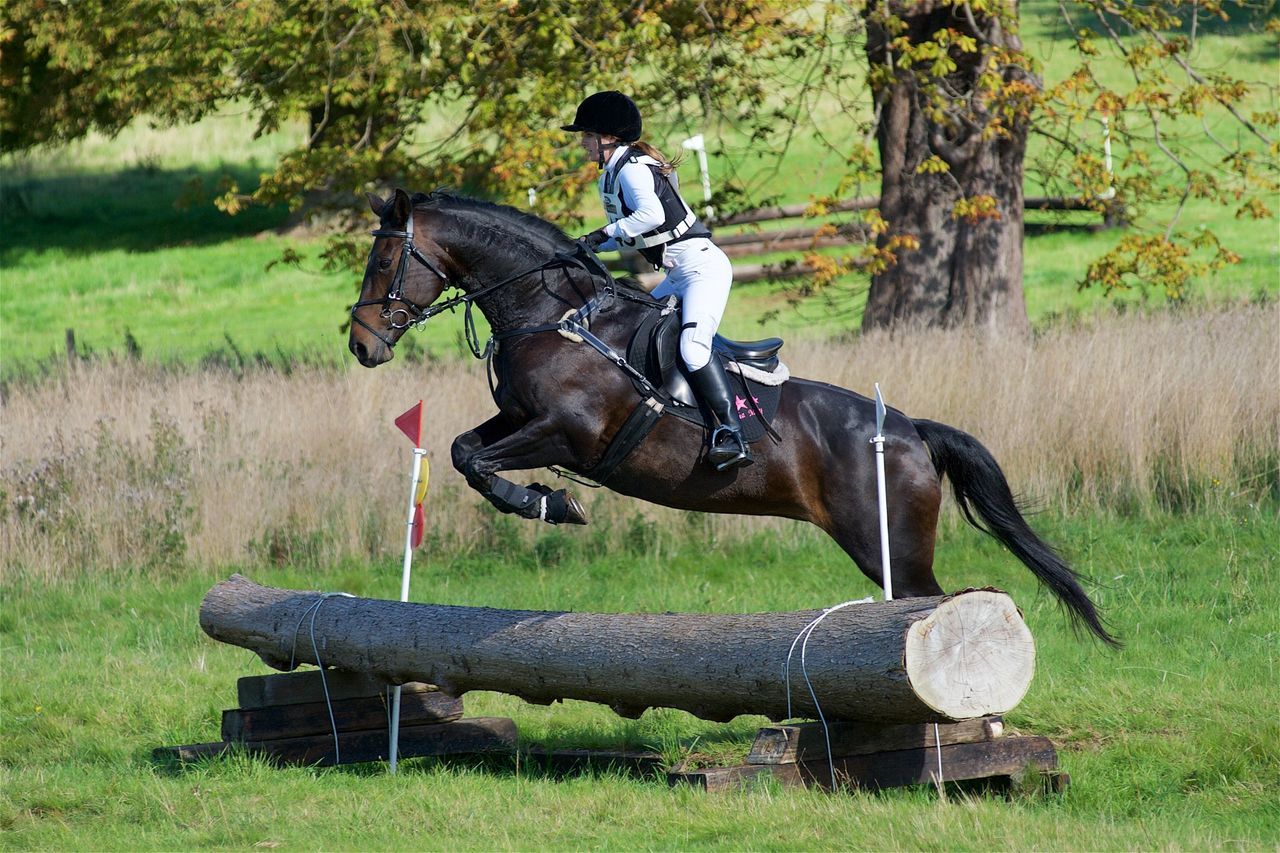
[561,493,589,525]
[535,487,589,525]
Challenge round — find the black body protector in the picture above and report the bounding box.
[601,151,711,269]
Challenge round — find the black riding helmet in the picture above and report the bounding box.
[560,91,642,142]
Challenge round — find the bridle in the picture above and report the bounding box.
[349,209,452,350]
[349,207,619,358]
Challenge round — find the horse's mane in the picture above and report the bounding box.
[411,190,573,255]
[409,189,649,296]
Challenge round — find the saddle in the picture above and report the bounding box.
[626,305,787,443]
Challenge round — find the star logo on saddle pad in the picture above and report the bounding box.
[734,395,761,420]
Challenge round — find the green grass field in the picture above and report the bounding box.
[2,510,1277,850]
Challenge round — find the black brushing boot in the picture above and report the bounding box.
[688,361,753,471]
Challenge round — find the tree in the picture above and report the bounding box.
[861,0,1040,331]
[3,0,1274,330]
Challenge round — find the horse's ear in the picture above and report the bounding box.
[390,187,412,225]
[366,192,388,216]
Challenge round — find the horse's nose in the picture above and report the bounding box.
[351,339,369,364]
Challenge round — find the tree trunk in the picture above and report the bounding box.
[862,1,1033,332]
[200,575,1036,724]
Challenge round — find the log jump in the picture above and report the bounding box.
[200,575,1035,725]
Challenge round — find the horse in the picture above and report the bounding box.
[349,187,1118,647]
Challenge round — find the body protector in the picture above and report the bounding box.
[601,151,710,268]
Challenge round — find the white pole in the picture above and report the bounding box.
[681,134,714,219]
[389,446,426,774]
[871,383,893,601]
[1099,118,1116,201]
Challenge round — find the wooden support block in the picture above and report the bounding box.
[748,716,1003,765]
[523,748,666,779]
[672,736,1057,793]
[222,689,463,742]
[247,717,516,767]
[236,670,436,709]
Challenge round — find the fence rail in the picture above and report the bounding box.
[608,194,1124,287]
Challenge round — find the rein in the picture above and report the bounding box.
[351,210,627,359]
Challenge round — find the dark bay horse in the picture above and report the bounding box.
[350,188,1118,646]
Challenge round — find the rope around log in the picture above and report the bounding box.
[289,591,355,764]
[784,598,873,786]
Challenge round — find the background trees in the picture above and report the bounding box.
[3,0,1274,330]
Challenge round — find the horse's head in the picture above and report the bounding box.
[348,188,451,367]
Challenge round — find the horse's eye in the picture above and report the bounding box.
[378,257,392,271]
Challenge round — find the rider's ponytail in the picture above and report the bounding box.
[629,140,683,175]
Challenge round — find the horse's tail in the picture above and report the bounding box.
[912,418,1121,648]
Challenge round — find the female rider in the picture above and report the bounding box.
[562,90,750,471]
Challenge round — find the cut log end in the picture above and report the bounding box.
[904,590,1035,720]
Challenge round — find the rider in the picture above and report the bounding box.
[562,90,751,472]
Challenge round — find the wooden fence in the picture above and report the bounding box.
[611,194,1124,288]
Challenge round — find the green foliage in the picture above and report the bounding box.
[3,0,1273,319]
[3,0,790,232]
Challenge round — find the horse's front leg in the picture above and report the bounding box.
[451,414,588,526]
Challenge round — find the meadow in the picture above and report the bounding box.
[2,8,1279,849]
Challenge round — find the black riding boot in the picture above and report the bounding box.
[688,361,752,471]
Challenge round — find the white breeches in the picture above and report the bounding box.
[649,238,734,371]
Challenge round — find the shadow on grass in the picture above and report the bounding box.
[0,163,290,260]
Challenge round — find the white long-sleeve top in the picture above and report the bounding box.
[596,145,668,252]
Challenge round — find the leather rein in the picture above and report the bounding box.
[350,210,632,359]
[350,210,659,363]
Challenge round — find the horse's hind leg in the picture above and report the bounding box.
[822,440,945,598]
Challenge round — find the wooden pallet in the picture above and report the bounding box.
[157,671,1065,795]
[154,670,516,767]
[669,716,1067,794]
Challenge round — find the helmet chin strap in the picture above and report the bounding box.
[596,139,620,168]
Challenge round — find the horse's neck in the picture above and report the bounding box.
[432,207,598,333]
[465,249,590,334]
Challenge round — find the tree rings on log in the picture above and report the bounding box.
[904,590,1035,720]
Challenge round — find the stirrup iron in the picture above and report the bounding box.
[708,425,751,471]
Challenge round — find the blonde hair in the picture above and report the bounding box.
[629,140,683,175]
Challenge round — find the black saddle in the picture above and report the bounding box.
[626,307,785,442]
[632,307,778,408]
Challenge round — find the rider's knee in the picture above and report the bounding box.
[679,320,716,370]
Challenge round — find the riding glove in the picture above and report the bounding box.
[578,228,610,252]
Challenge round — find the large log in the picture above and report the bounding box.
[200,575,1035,724]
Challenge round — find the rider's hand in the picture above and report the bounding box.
[578,229,609,252]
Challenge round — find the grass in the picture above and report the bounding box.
[1,509,1276,850]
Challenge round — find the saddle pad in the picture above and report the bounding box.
[723,369,782,444]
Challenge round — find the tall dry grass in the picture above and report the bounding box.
[2,303,1275,582]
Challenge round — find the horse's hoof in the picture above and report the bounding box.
[562,493,589,525]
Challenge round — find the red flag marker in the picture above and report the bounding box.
[411,504,425,549]
[394,400,424,447]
